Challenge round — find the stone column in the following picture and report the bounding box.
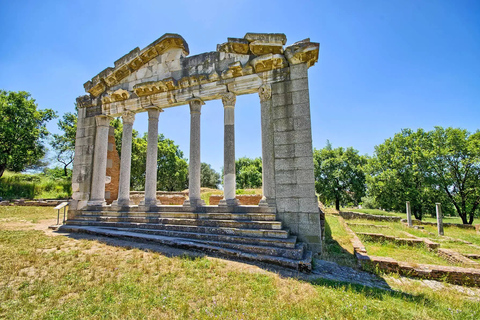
[141,106,163,207]
[184,99,205,207]
[436,203,444,236]
[219,92,238,206]
[113,111,135,207]
[406,201,412,227]
[88,115,111,206]
[258,84,276,207]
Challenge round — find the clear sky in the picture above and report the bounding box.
[1,0,479,173]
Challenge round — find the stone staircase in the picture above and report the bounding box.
[59,205,312,272]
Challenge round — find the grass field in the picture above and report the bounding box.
[1,207,479,319]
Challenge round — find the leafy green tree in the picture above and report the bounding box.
[111,120,188,191]
[421,127,480,224]
[366,129,447,220]
[50,107,77,176]
[235,157,262,189]
[0,90,56,178]
[313,142,367,211]
[201,163,221,189]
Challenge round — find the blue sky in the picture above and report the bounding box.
[1,0,479,173]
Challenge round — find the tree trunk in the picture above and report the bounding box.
[459,212,468,225]
[0,165,5,179]
[64,165,68,177]
[335,198,340,211]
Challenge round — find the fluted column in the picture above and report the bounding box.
[141,106,163,207]
[184,98,205,207]
[88,115,111,206]
[113,111,135,207]
[258,84,276,207]
[219,92,238,206]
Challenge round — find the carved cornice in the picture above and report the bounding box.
[76,95,95,108]
[84,34,189,97]
[284,39,320,67]
[251,54,288,73]
[258,84,272,102]
[221,92,236,107]
[102,89,131,104]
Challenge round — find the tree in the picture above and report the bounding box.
[366,129,447,220]
[421,127,480,224]
[50,107,77,176]
[201,163,221,189]
[111,120,188,191]
[313,142,367,211]
[0,90,56,178]
[235,157,262,189]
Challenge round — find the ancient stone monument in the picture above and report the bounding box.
[65,33,321,271]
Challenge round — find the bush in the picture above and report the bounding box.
[0,171,71,200]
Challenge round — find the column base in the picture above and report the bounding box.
[218,198,239,207]
[183,198,205,207]
[259,197,276,208]
[87,200,107,207]
[111,199,131,208]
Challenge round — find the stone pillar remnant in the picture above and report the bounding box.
[141,106,162,207]
[88,115,111,206]
[113,111,135,206]
[406,201,412,227]
[219,92,238,206]
[185,99,205,207]
[436,203,444,236]
[258,83,276,207]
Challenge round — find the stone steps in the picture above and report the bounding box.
[72,215,282,230]
[105,226,297,248]
[58,225,312,271]
[66,219,290,239]
[79,211,277,221]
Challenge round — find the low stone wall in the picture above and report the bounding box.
[437,248,479,267]
[0,199,68,207]
[209,194,262,206]
[341,217,480,287]
[401,218,478,230]
[340,211,402,222]
[356,232,440,250]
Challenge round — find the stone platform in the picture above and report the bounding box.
[62,205,313,272]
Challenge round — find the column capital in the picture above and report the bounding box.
[188,98,205,114]
[145,106,163,119]
[122,111,136,124]
[221,92,236,107]
[95,115,112,127]
[258,83,272,102]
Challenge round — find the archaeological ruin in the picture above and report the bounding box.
[63,33,321,271]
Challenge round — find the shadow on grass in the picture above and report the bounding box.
[321,217,358,268]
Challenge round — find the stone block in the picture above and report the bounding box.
[276,183,297,198]
[274,158,295,172]
[272,105,293,120]
[274,130,295,146]
[289,63,308,80]
[286,78,309,93]
[292,103,311,118]
[294,142,313,157]
[272,82,287,95]
[298,222,321,239]
[276,198,299,212]
[108,143,114,152]
[274,118,294,132]
[294,156,315,170]
[107,159,113,168]
[76,128,85,138]
[291,90,310,105]
[293,116,312,131]
[274,144,295,159]
[272,92,292,106]
[299,198,319,213]
[296,169,315,185]
[275,170,296,184]
[294,130,313,144]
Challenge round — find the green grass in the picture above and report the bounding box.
[361,239,460,267]
[0,171,71,200]
[322,215,357,268]
[0,206,58,223]
[0,208,479,319]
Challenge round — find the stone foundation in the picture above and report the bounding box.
[340,211,402,222]
[209,194,262,205]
